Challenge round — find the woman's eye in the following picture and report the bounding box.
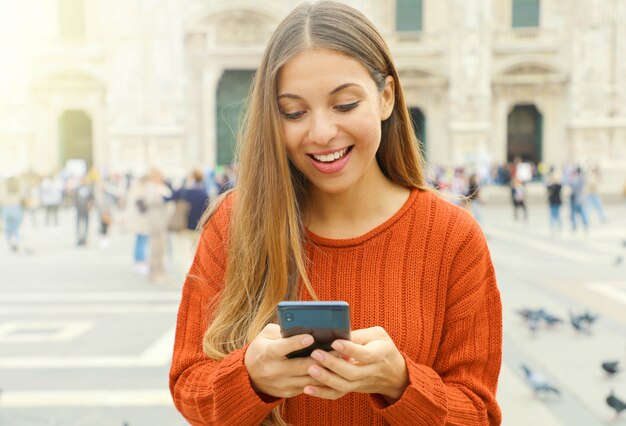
[335,102,359,112]
[280,110,305,120]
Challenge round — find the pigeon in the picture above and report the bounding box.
[517,308,562,329]
[569,312,584,332]
[520,364,560,396]
[517,308,542,321]
[539,311,563,326]
[602,361,620,376]
[606,389,626,417]
[577,310,599,325]
[569,311,593,334]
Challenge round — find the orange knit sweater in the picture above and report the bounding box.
[169,189,502,425]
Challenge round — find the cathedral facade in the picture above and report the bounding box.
[1,0,624,190]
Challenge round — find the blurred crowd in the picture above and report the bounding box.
[0,164,236,284]
[426,158,614,233]
[0,158,620,282]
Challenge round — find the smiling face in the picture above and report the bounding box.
[277,48,395,198]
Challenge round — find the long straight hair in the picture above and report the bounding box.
[201,2,428,424]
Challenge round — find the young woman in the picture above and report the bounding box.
[169,2,502,425]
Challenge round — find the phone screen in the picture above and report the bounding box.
[277,301,350,358]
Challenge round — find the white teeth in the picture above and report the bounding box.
[312,148,348,163]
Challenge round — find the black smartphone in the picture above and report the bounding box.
[277,301,351,358]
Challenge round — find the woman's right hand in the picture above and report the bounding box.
[244,323,322,398]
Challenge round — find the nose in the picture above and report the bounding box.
[307,110,337,146]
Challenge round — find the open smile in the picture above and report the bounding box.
[306,146,354,174]
[308,146,354,164]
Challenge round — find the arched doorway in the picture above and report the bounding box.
[59,110,93,169]
[507,104,542,164]
[409,107,427,159]
[216,69,255,165]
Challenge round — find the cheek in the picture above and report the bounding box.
[282,124,302,154]
[349,114,382,147]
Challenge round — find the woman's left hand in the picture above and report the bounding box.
[304,326,409,402]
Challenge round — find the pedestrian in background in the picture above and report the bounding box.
[125,174,151,275]
[95,175,121,249]
[569,166,588,233]
[144,167,172,284]
[511,177,528,221]
[169,2,502,424]
[169,169,209,278]
[215,165,236,195]
[74,176,94,246]
[40,173,63,226]
[512,156,532,184]
[546,170,563,234]
[1,177,25,252]
[585,165,607,224]
[22,176,41,227]
[449,166,467,206]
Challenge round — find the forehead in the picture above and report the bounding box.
[277,48,373,93]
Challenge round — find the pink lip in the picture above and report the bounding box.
[308,147,353,174]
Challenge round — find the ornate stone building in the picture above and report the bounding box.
[1,0,624,191]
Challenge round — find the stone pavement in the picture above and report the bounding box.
[485,201,626,426]
[0,200,624,425]
[0,211,186,426]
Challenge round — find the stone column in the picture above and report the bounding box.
[447,0,492,166]
[540,86,567,167]
[201,66,222,170]
[31,91,56,174]
[491,95,508,166]
[184,32,206,170]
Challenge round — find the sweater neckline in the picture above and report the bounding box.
[305,188,419,248]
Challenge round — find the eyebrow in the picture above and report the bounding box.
[277,83,363,100]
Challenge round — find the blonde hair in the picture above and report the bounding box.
[201,2,428,423]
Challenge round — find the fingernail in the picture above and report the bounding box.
[308,366,321,377]
[311,350,324,362]
[331,341,344,351]
[304,386,315,395]
[301,336,314,346]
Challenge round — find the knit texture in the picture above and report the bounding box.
[169,189,502,425]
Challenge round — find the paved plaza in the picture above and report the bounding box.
[0,199,625,425]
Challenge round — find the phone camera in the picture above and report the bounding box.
[285,313,294,322]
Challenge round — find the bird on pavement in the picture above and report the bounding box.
[569,310,595,334]
[517,308,562,331]
[520,364,561,396]
[540,311,563,326]
[516,308,543,321]
[606,389,626,417]
[577,310,599,325]
[601,361,620,376]
[569,312,584,333]
[518,309,541,334]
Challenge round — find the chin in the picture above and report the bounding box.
[308,179,355,196]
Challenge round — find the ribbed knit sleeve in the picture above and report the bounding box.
[371,208,502,425]
[169,195,282,425]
